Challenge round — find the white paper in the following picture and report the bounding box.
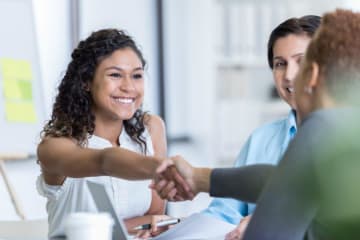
[152,213,236,240]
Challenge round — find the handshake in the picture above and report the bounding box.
[150,156,212,201]
[151,156,274,203]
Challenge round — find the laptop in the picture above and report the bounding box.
[86,181,228,240]
[87,181,133,240]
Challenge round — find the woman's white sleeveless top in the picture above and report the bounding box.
[37,128,154,238]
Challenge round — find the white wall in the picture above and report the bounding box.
[33,0,72,118]
[345,0,360,10]
[164,0,218,166]
[162,0,191,138]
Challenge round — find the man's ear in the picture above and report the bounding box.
[308,62,320,89]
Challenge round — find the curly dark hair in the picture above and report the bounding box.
[41,29,149,154]
[267,15,321,69]
[305,9,360,103]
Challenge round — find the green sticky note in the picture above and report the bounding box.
[3,79,32,100]
[18,80,33,99]
[5,101,37,123]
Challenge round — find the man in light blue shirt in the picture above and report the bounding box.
[202,110,297,224]
[201,15,321,239]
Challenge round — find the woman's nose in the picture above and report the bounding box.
[120,76,135,91]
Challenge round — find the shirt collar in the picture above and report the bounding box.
[286,109,297,139]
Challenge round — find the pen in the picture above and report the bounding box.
[133,218,180,230]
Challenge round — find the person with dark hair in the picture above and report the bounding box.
[154,8,360,240]
[196,15,321,240]
[36,29,173,239]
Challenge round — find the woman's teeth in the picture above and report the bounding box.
[114,97,133,103]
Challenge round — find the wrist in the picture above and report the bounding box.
[193,167,211,193]
[148,156,164,177]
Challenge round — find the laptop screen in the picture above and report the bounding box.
[86,181,131,240]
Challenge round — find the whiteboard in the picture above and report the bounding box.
[0,0,45,155]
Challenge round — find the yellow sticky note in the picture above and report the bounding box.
[0,58,33,81]
[5,101,37,123]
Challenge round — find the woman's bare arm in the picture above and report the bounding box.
[38,136,163,184]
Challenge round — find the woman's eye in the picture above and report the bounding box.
[109,73,121,78]
[133,74,143,79]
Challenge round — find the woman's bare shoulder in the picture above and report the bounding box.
[144,114,165,134]
[144,114,167,157]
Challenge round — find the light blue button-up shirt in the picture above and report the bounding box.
[202,110,297,224]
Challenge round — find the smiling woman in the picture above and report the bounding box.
[36,29,171,239]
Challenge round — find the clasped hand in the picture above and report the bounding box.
[150,155,198,201]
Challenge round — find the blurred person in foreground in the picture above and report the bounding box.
[153,8,360,240]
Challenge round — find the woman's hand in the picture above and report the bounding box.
[225,215,252,240]
[135,215,173,239]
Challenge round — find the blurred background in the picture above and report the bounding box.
[1,0,359,222]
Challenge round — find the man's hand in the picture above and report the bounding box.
[152,155,201,201]
[225,215,252,240]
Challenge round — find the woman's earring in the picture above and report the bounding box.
[82,82,90,92]
[304,86,313,95]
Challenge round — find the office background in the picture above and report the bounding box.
[1,0,360,221]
